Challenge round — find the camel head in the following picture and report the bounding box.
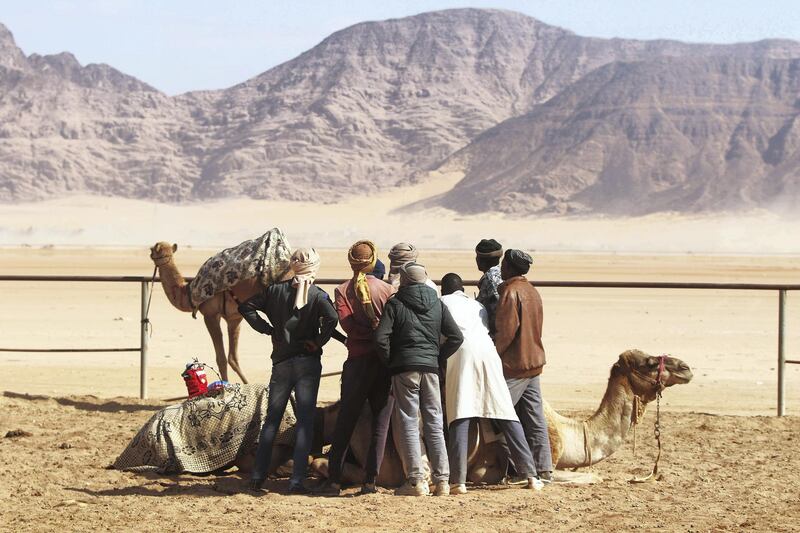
[150,242,177,266]
[612,349,693,402]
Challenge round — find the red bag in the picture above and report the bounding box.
[182,361,209,398]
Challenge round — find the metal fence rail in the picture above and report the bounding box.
[0,348,139,353]
[0,275,797,414]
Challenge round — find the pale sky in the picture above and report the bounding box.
[2,0,799,95]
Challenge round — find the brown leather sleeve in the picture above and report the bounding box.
[493,284,519,358]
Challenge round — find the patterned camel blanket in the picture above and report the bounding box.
[188,228,293,308]
[113,383,296,474]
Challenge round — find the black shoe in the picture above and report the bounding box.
[248,479,268,494]
[288,483,310,495]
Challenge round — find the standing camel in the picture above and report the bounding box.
[149,242,261,384]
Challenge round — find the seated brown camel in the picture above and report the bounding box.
[306,349,693,486]
[117,350,690,488]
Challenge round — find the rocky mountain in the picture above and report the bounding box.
[434,56,800,215]
[0,23,196,201]
[179,9,800,202]
[0,9,799,213]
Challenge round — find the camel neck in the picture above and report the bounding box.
[583,376,637,465]
[158,258,186,286]
[157,258,193,312]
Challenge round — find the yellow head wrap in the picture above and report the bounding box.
[348,240,378,328]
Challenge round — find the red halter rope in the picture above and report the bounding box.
[630,354,668,392]
[656,354,666,388]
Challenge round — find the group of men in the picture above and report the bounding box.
[238,239,552,496]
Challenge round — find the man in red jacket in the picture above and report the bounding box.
[494,249,553,482]
[317,240,395,496]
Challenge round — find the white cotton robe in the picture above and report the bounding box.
[441,291,519,426]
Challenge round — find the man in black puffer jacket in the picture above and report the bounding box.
[375,261,463,497]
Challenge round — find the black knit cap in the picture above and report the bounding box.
[504,249,533,275]
[475,238,503,257]
[372,259,386,280]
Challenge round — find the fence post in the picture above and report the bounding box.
[778,289,786,416]
[140,280,151,400]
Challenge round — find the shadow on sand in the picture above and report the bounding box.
[65,471,309,498]
[2,391,163,413]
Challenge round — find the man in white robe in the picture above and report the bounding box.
[440,273,543,493]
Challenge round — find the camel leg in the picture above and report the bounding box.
[376,432,407,487]
[548,423,563,468]
[310,455,370,486]
[203,313,229,382]
[226,316,248,384]
[340,463,368,485]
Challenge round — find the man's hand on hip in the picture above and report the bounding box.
[303,340,319,352]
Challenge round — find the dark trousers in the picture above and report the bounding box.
[448,417,536,485]
[327,355,393,484]
[252,355,322,487]
[512,376,554,474]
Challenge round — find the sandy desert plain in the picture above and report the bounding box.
[1,188,799,531]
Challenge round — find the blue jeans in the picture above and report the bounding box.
[252,355,322,487]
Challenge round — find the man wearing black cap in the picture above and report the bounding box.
[474,238,504,337]
[494,249,554,483]
[371,259,386,280]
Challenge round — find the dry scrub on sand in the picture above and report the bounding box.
[1,392,798,532]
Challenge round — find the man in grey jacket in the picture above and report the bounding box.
[375,262,463,496]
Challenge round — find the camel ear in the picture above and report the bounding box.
[172,243,178,253]
[611,356,629,377]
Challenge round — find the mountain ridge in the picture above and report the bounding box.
[433,55,800,215]
[1,10,799,214]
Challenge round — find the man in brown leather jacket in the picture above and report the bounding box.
[494,249,553,482]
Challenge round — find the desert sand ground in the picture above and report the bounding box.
[1,197,799,531]
[2,394,798,532]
